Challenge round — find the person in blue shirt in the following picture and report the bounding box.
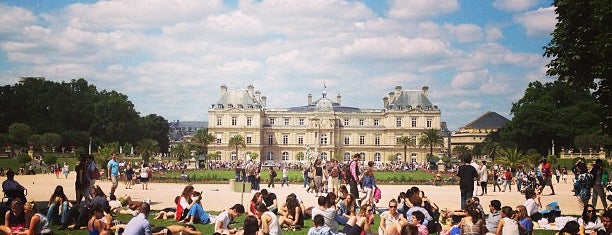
[106,153,120,196]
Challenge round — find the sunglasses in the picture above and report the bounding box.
[367,209,373,212]
[389,205,397,208]
[588,210,596,213]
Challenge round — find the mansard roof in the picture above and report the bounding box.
[215,89,262,109]
[464,111,510,129]
[388,90,433,110]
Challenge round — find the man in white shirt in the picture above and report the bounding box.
[214,204,245,234]
[470,161,481,196]
[311,196,339,233]
[479,161,488,196]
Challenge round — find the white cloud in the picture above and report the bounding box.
[514,7,557,37]
[389,0,459,20]
[0,4,38,39]
[456,101,482,109]
[485,25,503,42]
[493,0,538,12]
[451,70,488,89]
[444,23,483,43]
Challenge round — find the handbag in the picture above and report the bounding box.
[90,166,101,180]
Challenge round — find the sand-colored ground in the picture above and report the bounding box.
[11,172,587,215]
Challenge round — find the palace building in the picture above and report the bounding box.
[207,84,445,164]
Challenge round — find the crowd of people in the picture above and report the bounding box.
[2,151,612,235]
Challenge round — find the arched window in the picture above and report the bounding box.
[320,152,328,161]
[267,152,274,161]
[344,152,351,162]
[282,152,289,161]
[374,152,381,162]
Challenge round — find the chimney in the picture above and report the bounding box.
[395,85,402,96]
[388,92,395,102]
[383,97,389,107]
[255,91,261,101]
[336,94,341,106]
[308,94,312,105]
[247,84,254,96]
[261,96,267,107]
[220,84,228,94]
[422,86,429,97]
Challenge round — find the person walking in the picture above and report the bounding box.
[502,168,512,192]
[348,154,361,201]
[492,165,502,192]
[591,159,608,209]
[106,153,119,196]
[457,153,478,210]
[281,167,289,187]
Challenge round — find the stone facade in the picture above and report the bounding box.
[207,85,444,164]
[450,111,509,151]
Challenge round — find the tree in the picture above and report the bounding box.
[8,123,32,148]
[544,0,612,133]
[452,145,471,156]
[500,81,603,154]
[228,135,246,161]
[192,129,214,155]
[419,129,444,158]
[397,136,415,165]
[139,114,169,153]
[574,134,598,150]
[495,148,530,169]
[170,143,190,161]
[42,133,62,152]
[136,139,159,163]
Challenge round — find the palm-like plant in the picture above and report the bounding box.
[229,135,246,161]
[397,136,415,164]
[136,138,159,162]
[192,128,215,155]
[170,143,191,161]
[495,148,530,169]
[452,145,471,156]
[419,129,445,158]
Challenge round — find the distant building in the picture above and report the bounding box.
[168,120,208,142]
[450,111,510,151]
[207,84,446,164]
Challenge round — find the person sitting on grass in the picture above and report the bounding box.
[22,200,53,235]
[411,211,428,235]
[236,215,262,235]
[180,191,211,225]
[153,196,178,220]
[343,203,374,235]
[308,214,333,235]
[278,194,304,230]
[248,192,262,216]
[46,185,71,225]
[214,204,245,235]
[88,204,111,235]
[176,186,196,221]
[254,203,281,235]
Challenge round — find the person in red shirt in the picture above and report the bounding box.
[539,158,556,195]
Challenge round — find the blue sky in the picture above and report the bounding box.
[0,0,557,130]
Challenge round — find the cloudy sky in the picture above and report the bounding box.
[0,0,557,130]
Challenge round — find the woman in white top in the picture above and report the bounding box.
[496,206,524,235]
[379,199,403,235]
[255,203,281,235]
[523,188,542,216]
[140,162,151,190]
[578,204,603,234]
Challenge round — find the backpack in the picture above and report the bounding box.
[373,186,382,203]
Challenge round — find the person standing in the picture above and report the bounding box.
[502,168,512,192]
[492,165,502,192]
[574,161,593,209]
[479,161,488,196]
[125,163,134,189]
[140,162,151,190]
[281,166,289,187]
[591,159,608,209]
[457,153,478,210]
[348,154,361,201]
[106,153,120,196]
[540,158,556,195]
[267,167,277,188]
[471,161,481,196]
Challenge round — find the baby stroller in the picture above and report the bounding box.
[520,174,538,194]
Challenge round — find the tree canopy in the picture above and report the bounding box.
[0,78,169,153]
[544,0,612,133]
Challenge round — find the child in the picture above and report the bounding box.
[308,214,331,235]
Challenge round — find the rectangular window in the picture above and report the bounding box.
[269,118,275,125]
[375,136,380,146]
[216,134,222,144]
[411,117,417,127]
[246,117,252,126]
[344,119,349,126]
[284,118,290,126]
[396,136,401,144]
[231,116,237,126]
[268,134,274,145]
[298,135,304,145]
[427,118,432,128]
[412,135,417,145]
[359,119,364,126]
[246,135,252,144]
[299,118,304,126]
[396,117,402,127]
[344,136,350,145]
[282,134,288,145]
[216,117,222,126]
[359,135,365,145]
[374,119,379,126]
